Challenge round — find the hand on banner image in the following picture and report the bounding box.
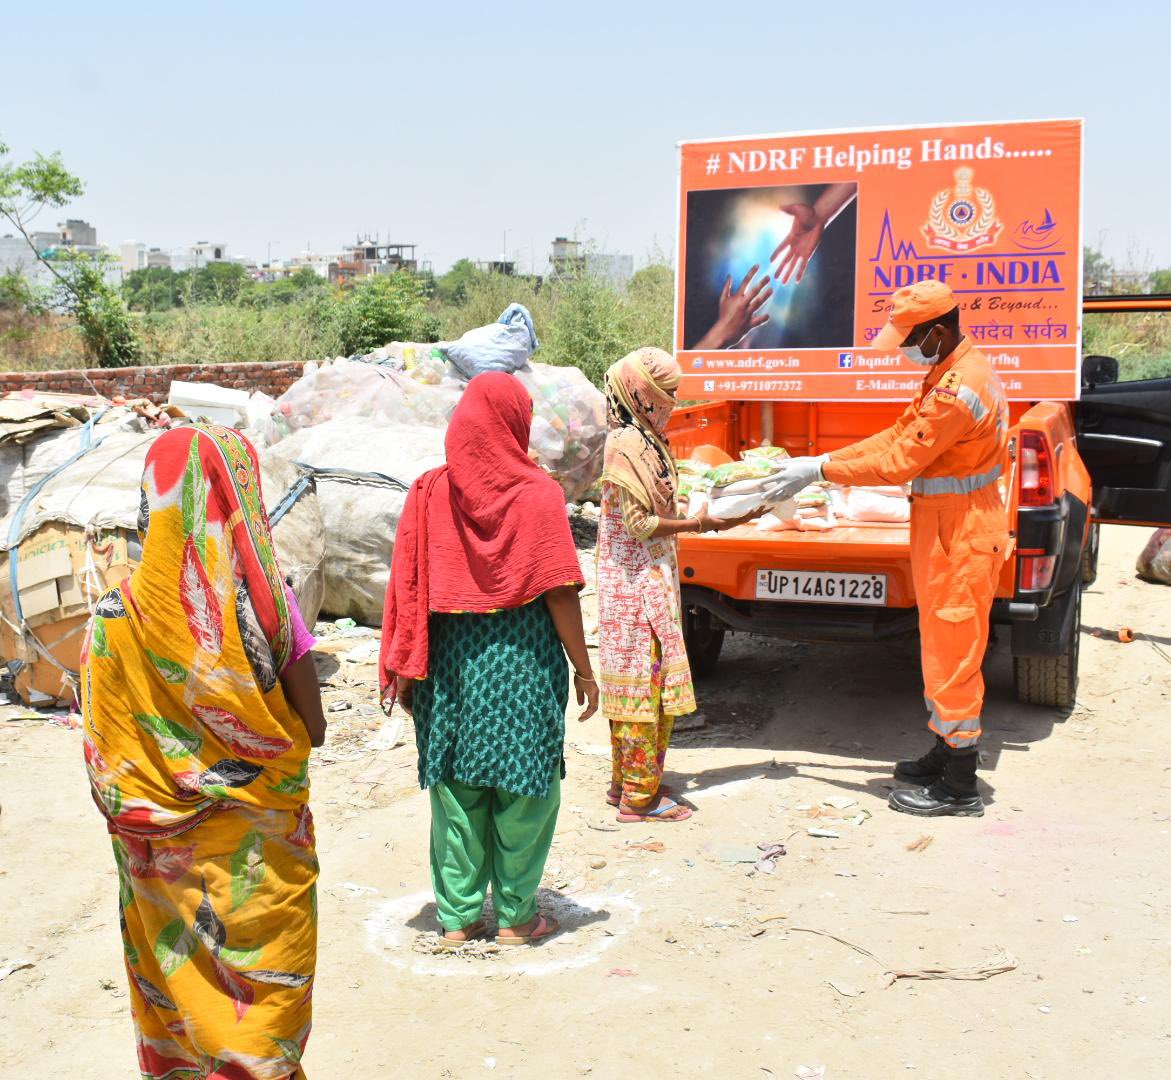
[771,183,858,285]
[694,264,774,350]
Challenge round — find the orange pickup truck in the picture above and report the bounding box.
[669,295,1171,709]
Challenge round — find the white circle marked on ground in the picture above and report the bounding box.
[364,888,641,978]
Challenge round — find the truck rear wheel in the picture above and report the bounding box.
[684,607,725,677]
[1013,586,1081,710]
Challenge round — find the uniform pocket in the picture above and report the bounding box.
[936,605,976,623]
[970,533,1009,558]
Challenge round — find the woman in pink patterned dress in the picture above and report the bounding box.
[596,348,743,822]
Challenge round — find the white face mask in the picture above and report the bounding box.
[900,329,941,367]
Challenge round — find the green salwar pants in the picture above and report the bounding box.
[428,770,561,932]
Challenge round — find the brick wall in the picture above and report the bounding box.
[0,361,306,403]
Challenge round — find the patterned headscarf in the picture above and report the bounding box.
[601,347,681,519]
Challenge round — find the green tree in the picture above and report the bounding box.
[331,273,440,355]
[1083,245,1114,295]
[0,139,142,366]
[123,266,185,311]
[1149,268,1171,295]
[190,261,250,304]
[436,258,483,305]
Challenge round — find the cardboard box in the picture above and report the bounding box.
[0,521,134,707]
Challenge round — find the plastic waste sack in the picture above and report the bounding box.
[266,418,447,624]
[1136,528,1171,585]
[441,303,539,381]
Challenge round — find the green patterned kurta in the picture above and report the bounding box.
[412,602,568,799]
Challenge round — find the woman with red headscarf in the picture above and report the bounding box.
[380,372,597,947]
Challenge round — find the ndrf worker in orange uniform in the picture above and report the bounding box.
[772,281,1010,817]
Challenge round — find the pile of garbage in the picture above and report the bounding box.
[245,304,608,504]
[0,393,324,706]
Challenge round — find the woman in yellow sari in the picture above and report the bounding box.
[81,423,326,1080]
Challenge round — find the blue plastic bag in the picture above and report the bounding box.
[442,303,539,380]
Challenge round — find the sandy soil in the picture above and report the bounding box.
[1,524,1169,1079]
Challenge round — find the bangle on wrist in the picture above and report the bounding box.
[574,671,596,683]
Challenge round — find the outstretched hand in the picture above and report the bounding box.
[695,265,774,349]
[771,204,826,285]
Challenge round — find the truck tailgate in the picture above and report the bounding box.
[679,522,915,607]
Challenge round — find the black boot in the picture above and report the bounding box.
[889,747,984,818]
[893,735,948,784]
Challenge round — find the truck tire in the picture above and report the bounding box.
[1013,586,1081,710]
[684,607,725,677]
[1081,523,1100,586]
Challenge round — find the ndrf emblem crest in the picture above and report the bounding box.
[922,167,1002,253]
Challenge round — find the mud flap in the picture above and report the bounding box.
[1011,581,1080,658]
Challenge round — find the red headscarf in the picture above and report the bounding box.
[379,372,583,700]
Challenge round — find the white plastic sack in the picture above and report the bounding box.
[267,418,447,624]
[441,303,538,380]
[1137,528,1171,585]
[846,487,910,523]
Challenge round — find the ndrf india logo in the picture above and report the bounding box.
[922,168,1002,253]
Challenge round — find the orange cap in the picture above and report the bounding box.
[871,281,958,350]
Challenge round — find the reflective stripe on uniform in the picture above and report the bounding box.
[955,384,988,422]
[911,463,1002,496]
[927,711,981,748]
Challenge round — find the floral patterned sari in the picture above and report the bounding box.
[82,424,316,1080]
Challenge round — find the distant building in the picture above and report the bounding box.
[586,251,634,288]
[121,241,147,276]
[146,248,172,270]
[551,236,584,277]
[329,237,418,284]
[60,219,98,247]
[473,260,516,276]
[190,241,229,268]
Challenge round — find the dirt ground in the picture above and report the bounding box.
[1,524,1169,1079]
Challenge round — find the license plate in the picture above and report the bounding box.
[755,569,888,606]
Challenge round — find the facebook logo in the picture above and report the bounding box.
[693,358,705,368]
[838,353,855,369]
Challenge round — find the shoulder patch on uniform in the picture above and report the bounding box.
[934,370,963,399]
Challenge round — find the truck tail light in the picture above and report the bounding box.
[1019,554,1056,591]
[1019,430,1054,506]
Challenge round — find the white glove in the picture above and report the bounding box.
[766,455,829,503]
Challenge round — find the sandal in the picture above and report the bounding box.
[616,796,693,823]
[606,783,679,808]
[496,913,560,947]
[437,919,487,951]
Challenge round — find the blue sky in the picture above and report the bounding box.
[4,0,1167,274]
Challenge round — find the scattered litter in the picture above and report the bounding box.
[0,958,34,983]
[821,796,857,811]
[828,979,864,998]
[1062,915,1079,924]
[608,968,637,978]
[758,913,789,924]
[849,810,872,827]
[834,872,857,879]
[1038,1005,1051,1014]
[328,700,352,713]
[335,618,357,631]
[586,820,620,833]
[589,858,607,870]
[365,718,404,752]
[755,841,788,874]
[484,1057,498,1069]
[906,835,934,853]
[341,641,380,665]
[880,909,930,916]
[795,1067,826,1080]
[623,841,666,854]
[1118,627,1135,643]
[808,828,841,840]
[791,927,1017,988]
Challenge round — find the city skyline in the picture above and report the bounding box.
[3,1,1169,278]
